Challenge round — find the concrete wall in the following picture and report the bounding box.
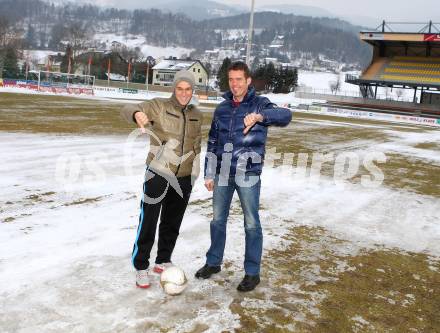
[421,92,440,106]
[295,91,440,112]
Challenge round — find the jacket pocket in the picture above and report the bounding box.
[163,111,181,133]
[187,118,200,138]
[166,111,180,119]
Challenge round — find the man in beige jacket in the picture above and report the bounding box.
[121,70,202,289]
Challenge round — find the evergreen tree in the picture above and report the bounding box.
[49,23,66,50]
[2,46,19,78]
[25,24,36,49]
[217,57,231,92]
[20,62,28,79]
[253,62,288,92]
[273,66,298,93]
[250,55,260,72]
[273,67,285,94]
[253,65,266,80]
[264,62,276,91]
[252,64,268,92]
[39,30,47,49]
[291,68,298,91]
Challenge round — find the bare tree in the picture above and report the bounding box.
[113,44,142,62]
[329,75,341,94]
[29,55,40,70]
[0,16,10,48]
[67,22,92,57]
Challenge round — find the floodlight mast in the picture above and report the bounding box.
[246,0,255,67]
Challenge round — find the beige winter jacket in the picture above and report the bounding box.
[121,95,202,178]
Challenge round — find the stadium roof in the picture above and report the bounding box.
[360,21,440,46]
[360,32,440,47]
[347,21,440,99]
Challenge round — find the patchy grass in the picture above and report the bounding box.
[0,93,129,135]
[229,226,440,332]
[313,250,440,332]
[63,196,104,206]
[189,198,212,207]
[2,94,438,197]
[414,142,440,150]
[41,191,56,196]
[265,120,440,197]
[24,192,55,202]
[377,153,440,196]
[3,93,440,332]
[0,93,215,136]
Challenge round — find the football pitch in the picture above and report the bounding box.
[1,93,439,332]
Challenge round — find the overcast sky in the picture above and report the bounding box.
[226,0,440,22]
[85,0,440,23]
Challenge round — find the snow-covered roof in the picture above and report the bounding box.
[24,50,60,63]
[105,73,126,81]
[152,59,196,71]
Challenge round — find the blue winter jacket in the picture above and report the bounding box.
[204,87,292,178]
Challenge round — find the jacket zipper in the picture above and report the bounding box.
[229,102,237,140]
[175,107,187,176]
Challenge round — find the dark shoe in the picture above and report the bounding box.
[237,274,260,292]
[195,264,221,279]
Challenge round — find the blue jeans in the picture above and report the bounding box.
[206,173,263,276]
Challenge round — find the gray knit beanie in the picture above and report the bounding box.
[173,70,195,89]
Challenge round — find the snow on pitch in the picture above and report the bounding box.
[1,118,440,332]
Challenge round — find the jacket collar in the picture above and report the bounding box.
[222,86,256,104]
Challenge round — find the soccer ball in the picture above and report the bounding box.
[160,266,188,296]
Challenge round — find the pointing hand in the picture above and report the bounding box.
[134,112,149,133]
[243,113,263,135]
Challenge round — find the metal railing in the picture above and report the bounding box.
[295,87,415,103]
[369,20,440,33]
[345,74,360,82]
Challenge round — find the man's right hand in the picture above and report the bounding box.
[205,179,214,192]
[134,112,149,133]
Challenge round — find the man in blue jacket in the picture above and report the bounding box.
[195,61,292,292]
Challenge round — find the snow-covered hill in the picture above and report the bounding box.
[94,33,194,59]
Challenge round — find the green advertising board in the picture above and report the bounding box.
[121,88,138,94]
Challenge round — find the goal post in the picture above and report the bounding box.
[37,71,95,90]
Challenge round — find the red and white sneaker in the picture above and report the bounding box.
[153,262,173,274]
[135,269,151,288]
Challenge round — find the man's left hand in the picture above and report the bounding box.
[243,113,264,135]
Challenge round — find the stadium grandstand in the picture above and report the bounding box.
[346,21,440,107]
